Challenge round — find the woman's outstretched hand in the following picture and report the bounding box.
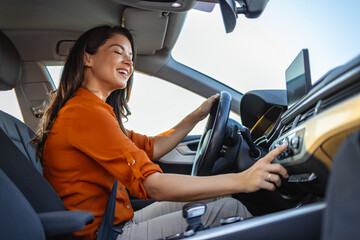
[239,144,289,193]
[145,144,289,202]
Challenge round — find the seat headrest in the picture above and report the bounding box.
[0,31,22,90]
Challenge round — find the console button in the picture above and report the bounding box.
[282,138,289,146]
[290,136,300,150]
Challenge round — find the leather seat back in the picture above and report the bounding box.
[0,168,46,240]
[0,30,66,212]
[0,30,42,173]
[0,31,22,90]
[0,128,67,212]
[321,131,360,239]
[0,110,42,172]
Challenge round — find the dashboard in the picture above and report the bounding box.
[240,55,360,198]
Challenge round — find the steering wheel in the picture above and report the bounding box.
[191,91,232,176]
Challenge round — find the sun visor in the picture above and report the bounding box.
[124,8,168,55]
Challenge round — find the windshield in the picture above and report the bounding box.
[172,1,360,94]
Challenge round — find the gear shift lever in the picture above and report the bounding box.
[160,203,207,239]
[239,125,261,159]
[182,202,207,232]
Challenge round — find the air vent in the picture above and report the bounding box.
[280,80,359,136]
[282,107,315,134]
[321,81,360,110]
[282,122,293,135]
[297,108,315,125]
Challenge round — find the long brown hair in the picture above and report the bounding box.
[31,25,135,160]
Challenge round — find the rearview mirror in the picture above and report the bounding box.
[218,0,269,33]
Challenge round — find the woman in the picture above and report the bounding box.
[31,25,288,240]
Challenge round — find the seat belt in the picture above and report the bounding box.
[96,180,120,240]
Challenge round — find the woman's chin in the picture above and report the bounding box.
[114,80,128,90]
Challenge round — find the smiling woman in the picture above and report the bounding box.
[82,34,134,101]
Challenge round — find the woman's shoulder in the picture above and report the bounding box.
[61,94,115,120]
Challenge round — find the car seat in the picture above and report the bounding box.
[321,130,360,239]
[0,29,95,239]
[0,29,121,240]
[0,168,46,240]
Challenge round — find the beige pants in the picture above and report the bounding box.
[116,197,252,240]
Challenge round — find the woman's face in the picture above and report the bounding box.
[84,33,134,94]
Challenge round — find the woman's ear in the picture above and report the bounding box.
[84,52,92,67]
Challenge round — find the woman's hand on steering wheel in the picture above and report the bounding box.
[239,144,289,193]
[192,91,231,176]
[192,93,220,121]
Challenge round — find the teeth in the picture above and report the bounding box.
[117,69,128,76]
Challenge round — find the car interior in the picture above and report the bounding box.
[0,0,359,239]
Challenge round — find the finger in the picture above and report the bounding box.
[209,93,220,102]
[267,163,289,179]
[262,144,287,163]
[267,173,281,187]
[261,180,276,191]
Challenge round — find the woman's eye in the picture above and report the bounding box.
[115,51,122,55]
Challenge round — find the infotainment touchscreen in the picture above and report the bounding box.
[285,49,312,107]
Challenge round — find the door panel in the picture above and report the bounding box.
[158,135,200,170]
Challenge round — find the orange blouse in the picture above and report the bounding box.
[42,88,163,240]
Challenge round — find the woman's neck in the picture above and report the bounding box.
[81,84,109,102]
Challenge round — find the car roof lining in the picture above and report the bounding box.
[0,0,121,31]
[1,0,187,59]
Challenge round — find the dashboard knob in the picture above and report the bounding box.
[282,138,289,146]
[290,136,300,150]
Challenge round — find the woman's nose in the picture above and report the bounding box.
[123,55,133,66]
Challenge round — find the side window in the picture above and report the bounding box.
[0,89,23,121]
[46,68,239,136]
[46,65,63,87]
[0,65,62,124]
[125,72,207,136]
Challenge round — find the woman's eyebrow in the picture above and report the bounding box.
[109,44,133,55]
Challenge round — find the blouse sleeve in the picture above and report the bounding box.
[68,104,162,200]
[127,130,154,160]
